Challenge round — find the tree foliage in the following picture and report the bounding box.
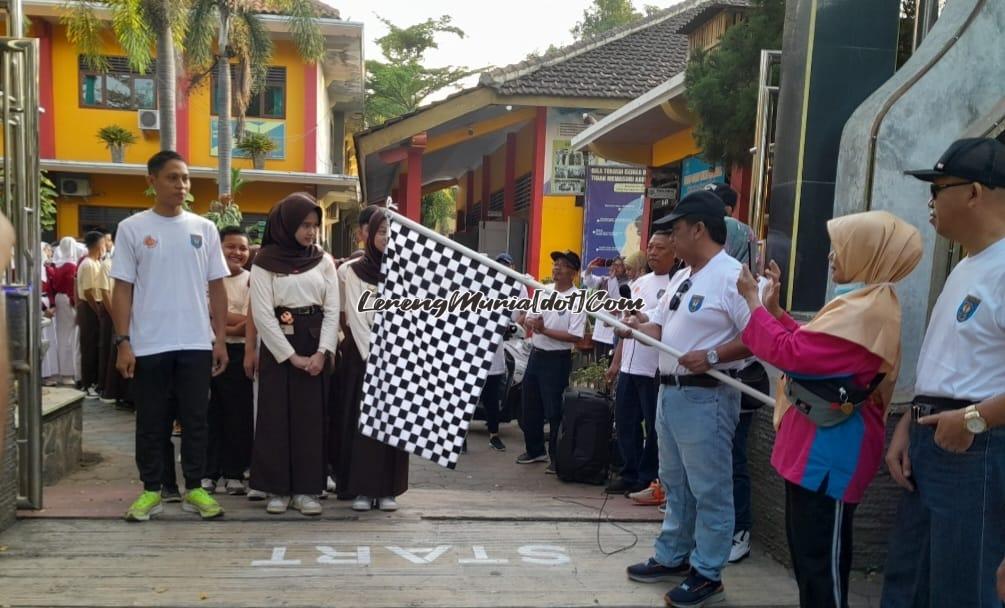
[570,0,642,40]
[421,188,456,235]
[684,0,785,166]
[365,16,473,127]
[897,0,917,69]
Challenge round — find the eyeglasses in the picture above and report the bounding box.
[667,279,692,311]
[929,182,973,199]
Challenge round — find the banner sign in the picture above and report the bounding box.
[583,165,646,275]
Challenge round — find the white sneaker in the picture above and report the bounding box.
[200,478,217,493]
[326,475,337,492]
[378,496,398,512]
[728,530,751,563]
[247,488,267,501]
[266,495,289,514]
[225,479,246,495]
[352,496,372,512]
[292,494,322,516]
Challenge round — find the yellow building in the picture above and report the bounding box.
[23,0,362,241]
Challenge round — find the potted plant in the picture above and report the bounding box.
[236,132,277,169]
[96,125,137,163]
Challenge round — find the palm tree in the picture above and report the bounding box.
[184,0,324,198]
[62,0,188,151]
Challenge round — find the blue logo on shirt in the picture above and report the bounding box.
[657,289,666,299]
[190,234,203,249]
[956,295,981,322]
[688,295,704,313]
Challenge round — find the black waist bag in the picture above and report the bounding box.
[556,389,613,485]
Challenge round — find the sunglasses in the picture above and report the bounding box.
[667,279,692,311]
[929,181,973,199]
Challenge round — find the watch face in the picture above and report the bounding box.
[965,416,987,434]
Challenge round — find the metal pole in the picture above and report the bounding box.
[749,50,781,238]
[382,207,776,407]
[7,0,23,38]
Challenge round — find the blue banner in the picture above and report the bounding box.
[680,155,725,197]
[583,165,646,276]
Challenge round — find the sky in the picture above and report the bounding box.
[322,0,688,100]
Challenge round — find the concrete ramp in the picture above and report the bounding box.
[834,0,1005,399]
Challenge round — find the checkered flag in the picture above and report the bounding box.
[359,218,524,469]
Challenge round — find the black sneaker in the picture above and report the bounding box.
[665,569,724,607]
[626,558,691,583]
[605,477,644,494]
[460,439,468,454]
[160,487,182,503]
[515,452,548,464]
[488,436,506,452]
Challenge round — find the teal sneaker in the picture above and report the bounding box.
[124,490,163,522]
[183,487,224,519]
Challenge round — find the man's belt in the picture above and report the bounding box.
[660,372,734,388]
[530,347,572,357]
[275,305,323,317]
[911,395,972,420]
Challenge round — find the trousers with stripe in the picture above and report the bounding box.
[785,480,857,608]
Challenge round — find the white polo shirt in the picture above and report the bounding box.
[650,250,751,376]
[528,286,586,351]
[915,236,1005,402]
[489,283,528,375]
[111,209,229,357]
[582,272,624,345]
[620,271,672,377]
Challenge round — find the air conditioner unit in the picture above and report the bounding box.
[138,108,160,131]
[58,176,91,197]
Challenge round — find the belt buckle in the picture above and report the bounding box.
[911,403,932,421]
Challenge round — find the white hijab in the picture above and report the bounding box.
[53,237,77,267]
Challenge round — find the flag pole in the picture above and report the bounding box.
[382,208,775,408]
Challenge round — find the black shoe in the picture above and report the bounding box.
[515,452,548,464]
[160,487,182,503]
[605,477,642,494]
[626,558,691,584]
[665,569,724,607]
[488,436,506,452]
[460,439,467,454]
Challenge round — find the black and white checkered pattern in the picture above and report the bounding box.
[359,219,524,469]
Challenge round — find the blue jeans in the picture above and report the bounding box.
[880,423,1005,608]
[519,349,572,458]
[614,372,659,486]
[653,383,740,581]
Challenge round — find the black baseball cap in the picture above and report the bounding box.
[654,190,727,226]
[550,250,582,271]
[905,137,1005,188]
[495,252,514,265]
[704,183,738,210]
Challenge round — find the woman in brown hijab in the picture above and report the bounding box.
[249,193,340,516]
[331,208,409,511]
[736,210,922,608]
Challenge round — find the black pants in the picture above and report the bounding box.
[134,350,212,492]
[614,372,658,486]
[481,374,504,434]
[161,392,180,492]
[76,302,100,388]
[206,343,254,480]
[520,349,571,458]
[785,480,857,608]
[95,308,112,393]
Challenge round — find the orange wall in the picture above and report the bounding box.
[536,195,584,279]
[652,128,702,167]
[489,143,506,193]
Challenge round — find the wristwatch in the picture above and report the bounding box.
[113,334,130,346]
[963,405,988,434]
[705,349,720,366]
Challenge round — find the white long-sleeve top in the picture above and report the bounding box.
[249,254,340,363]
[341,267,376,360]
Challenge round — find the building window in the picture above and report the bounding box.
[211,66,286,119]
[78,56,157,110]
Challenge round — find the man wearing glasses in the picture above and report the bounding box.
[620,190,753,608]
[882,137,1005,608]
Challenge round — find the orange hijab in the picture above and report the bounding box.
[774,210,922,428]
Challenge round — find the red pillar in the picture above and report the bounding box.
[730,162,754,222]
[527,107,547,278]
[504,133,516,219]
[404,147,423,222]
[481,155,491,221]
[303,63,319,173]
[641,166,653,247]
[38,22,55,159]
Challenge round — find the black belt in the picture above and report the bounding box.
[530,347,572,357]
[660,371,735,388]
[276,305,323,317]
[911,395,972,420]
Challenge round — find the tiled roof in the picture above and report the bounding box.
[480,0,749,99]
[246,0,340,19]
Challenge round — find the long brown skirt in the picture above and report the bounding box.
[249,311,330,496]
[331,335,408,498]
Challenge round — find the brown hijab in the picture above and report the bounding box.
[253,192,325,274]
[774,210,922,426]
[351,207,386,285]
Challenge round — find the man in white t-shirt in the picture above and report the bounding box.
[582,256,628,359]
[882,137,1005,607]
[516,250,586,470]
[620,191,753,607]
[603,232,675,496]
[111,151,230,523]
